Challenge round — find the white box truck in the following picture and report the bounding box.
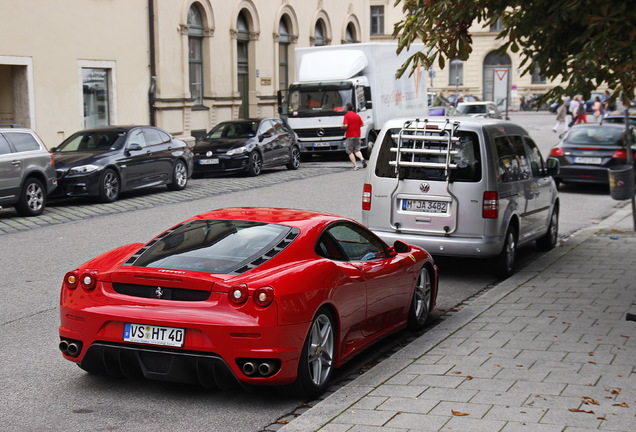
[282,43,427,161]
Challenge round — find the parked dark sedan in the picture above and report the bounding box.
[51,126,193,203]
[548,123,636,187]
[192,118,300,177]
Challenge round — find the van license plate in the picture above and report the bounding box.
[123,323,185,347]
[402,199,448,213]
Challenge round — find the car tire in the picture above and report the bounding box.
[246,151,262,176]
[292,307,335,398]
[98,168,120,203]
[167,159,188,191]
[407,266,433,331]
[493,225,517,279]
[286,146,301,170]
[15,177,46,217]
[537,207,559,251]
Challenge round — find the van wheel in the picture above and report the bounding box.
[15,177,46,217]
[537,208,559,251]
[407,266,432,331]
[493,225,517,279]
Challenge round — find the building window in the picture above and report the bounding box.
[449,58,464,86]
[237,12,250,119]
[314,19,326,46]
[531,63,546,84]
[188,5,204,105]
[279,18,290,91]
[370,6,384,35]
[345,23,356,43]
[82,68,110,129]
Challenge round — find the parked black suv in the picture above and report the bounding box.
[0,126,58,216]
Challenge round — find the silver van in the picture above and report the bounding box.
[362,117,560,277]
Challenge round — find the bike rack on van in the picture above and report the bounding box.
[388,118,461,233]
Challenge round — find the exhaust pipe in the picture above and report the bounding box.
[258,361,273,376]
[242,362,256,376]
[67,343,80,357]
[59,340,69,353]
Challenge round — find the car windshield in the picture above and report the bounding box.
[205,122,258,139]
[55,130,126,152]
[126,219,297,274]
[459,104,486,114]
[565,126,623,146]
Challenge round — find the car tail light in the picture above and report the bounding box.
[483,191,499,219]
[229,284,248,305]
[254,286,274,307]
[549,147,564,157]
[362,184,372,210]
[64,271,79,289]
[612,149,628,159]
[80,271,97,290]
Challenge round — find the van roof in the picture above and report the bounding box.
[382,117,527,134]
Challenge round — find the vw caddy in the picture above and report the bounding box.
[362,117,560,277]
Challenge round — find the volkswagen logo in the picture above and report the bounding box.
[155,287,164,299]
[317,128,325,137]
[420,182,431,193]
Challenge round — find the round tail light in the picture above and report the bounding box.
[64,271,79,289]
[254,286,274,307]
[80,271,97,290]
[229,284,248,305]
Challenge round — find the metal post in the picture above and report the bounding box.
[625,107,636,231]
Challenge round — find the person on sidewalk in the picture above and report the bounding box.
[342,102,366,170]
[553,98,568,133]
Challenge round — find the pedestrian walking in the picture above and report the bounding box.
[342,102,366,170]
[553,99,568,133]
[568,96,587,127]
[592,96,603,122]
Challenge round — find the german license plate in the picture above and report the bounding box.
[312,142,331,147]
[574,157,602,165]
[402,199,448,213]
[123,323,185,347]
[199,158,219,165]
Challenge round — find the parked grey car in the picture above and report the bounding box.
[0,126,58,216]
[362,117,560,278]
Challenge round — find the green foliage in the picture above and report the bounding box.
[392,0,636,104]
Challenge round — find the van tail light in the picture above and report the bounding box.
[549,147,564,157]
[483,191,499,219]
[362,183,372,211]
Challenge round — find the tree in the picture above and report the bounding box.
[393,0,636,105]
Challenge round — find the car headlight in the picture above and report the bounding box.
[226,146,247,156]
[69,164,100,175]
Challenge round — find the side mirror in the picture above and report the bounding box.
[393,240,411,253]
[546,157,560,176]
[127,143,143,152]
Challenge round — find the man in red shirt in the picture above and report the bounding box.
[342,102,366,170]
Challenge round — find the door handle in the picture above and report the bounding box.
[12,160,21,166]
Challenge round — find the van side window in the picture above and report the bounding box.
[495,136,515,182]
[375,128,482,182]
[509,136,531,180]
[524,137,545,177]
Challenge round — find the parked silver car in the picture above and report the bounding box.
[362,117,560,277]
[0,126,57,216]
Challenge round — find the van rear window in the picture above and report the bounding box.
[375,127,482,182]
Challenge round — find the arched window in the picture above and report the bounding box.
[279,18,290,91]
[187,4,204,105]
[314,19,326,46]
[345,23,356,43]
[449,58,463,86]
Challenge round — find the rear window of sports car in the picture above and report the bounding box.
[124,220,299,275]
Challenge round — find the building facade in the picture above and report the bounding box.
[1,0,369,147]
